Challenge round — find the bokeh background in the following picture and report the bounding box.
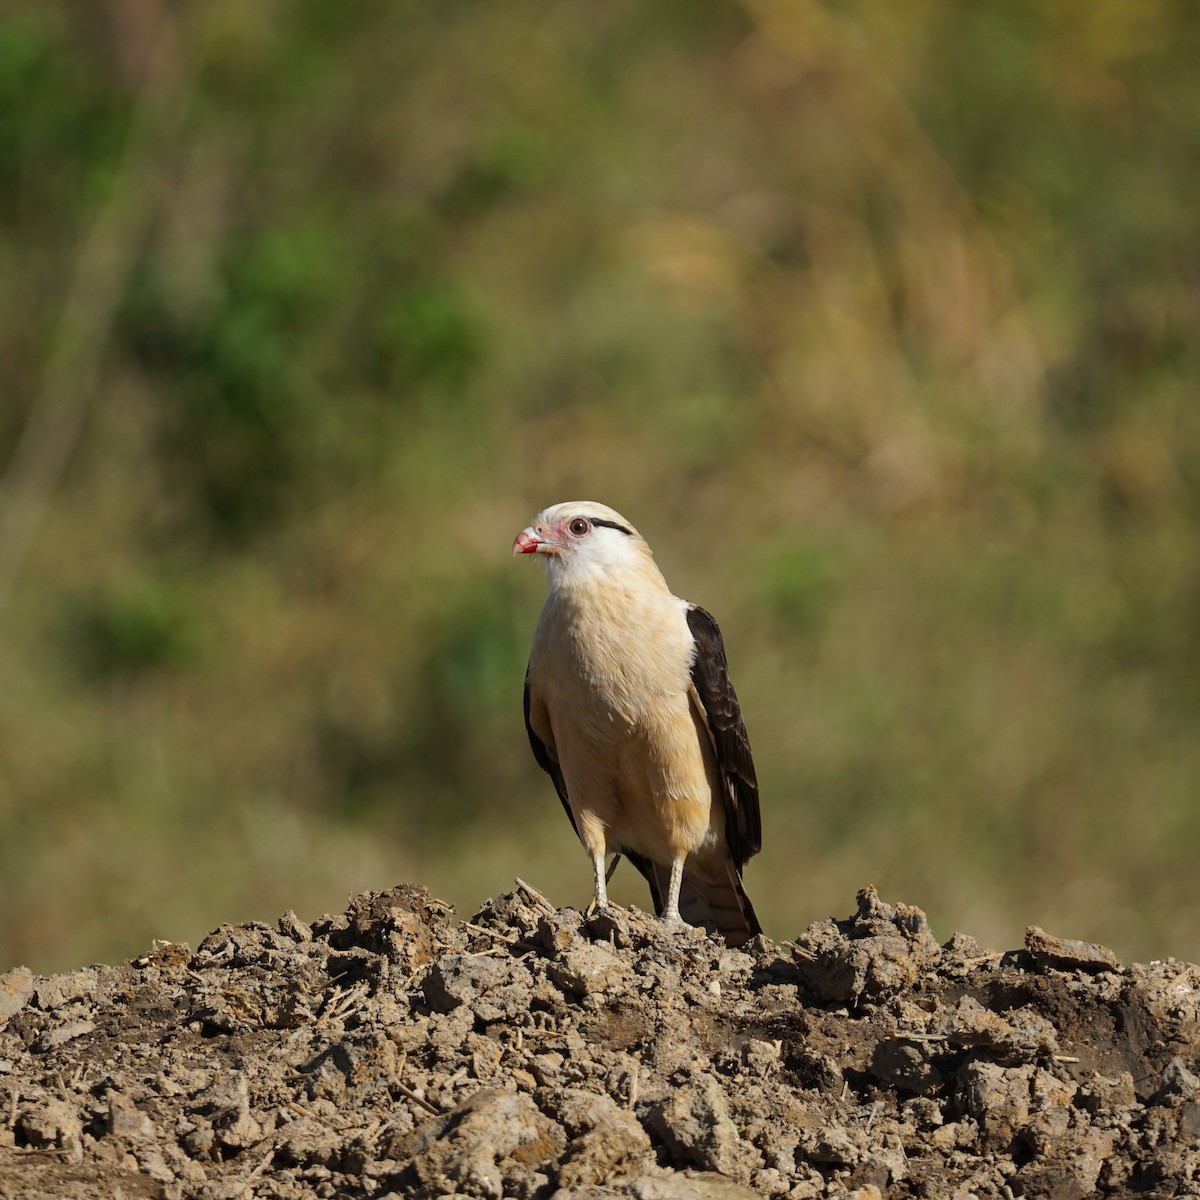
[2,0,1198,973]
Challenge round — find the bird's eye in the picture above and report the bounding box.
[568,518,590,536]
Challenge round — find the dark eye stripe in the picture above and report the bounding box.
[588,517,633,536]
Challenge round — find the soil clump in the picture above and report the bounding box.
[2,883,1198,1198]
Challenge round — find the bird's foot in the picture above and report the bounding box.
[659,909,694,934]
[585,897,610,919]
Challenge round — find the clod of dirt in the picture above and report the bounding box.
[2,882,1200,1199]
[1025,926,1123,973]
[0,969,34,1020]
[789,887,942,1004]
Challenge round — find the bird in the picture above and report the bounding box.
[513,501,762,946]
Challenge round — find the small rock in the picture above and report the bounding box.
[0,966,34,1019]
[340,886,443,972]
[1076,1071,1136,1112]
[930,1121,976,1150]
[108,1092,156,1141]
[805,1125,866,1167]
[630,1170,766,1199]
[303,1030,400,1099]
[865,1131,909,1185]
[33,1018,95,1052]
[647,1074,761,1181]
[548,943,628,996]
[942,930,983,954]
[960,1061,1033,1146]
[555,1089,651,1187]
[790,889,941,1004]
[34,968,98,1011]
[135,1144,178,1184]
[871,1038,944,1096]
[277,909,312,942]
[422,953,508,1012]
[1022,1068,1077,1154]
[903,1097,944,1129]
[538,910,584,953]
[394,1087,565,1195]
[584,907,635,948]
[180,1118,216,1158]
[1178,1100,1200,1140]
[16,1098,81,1151]
[1154,1056,1200,1102]
[1025,927,1121,972]
[741,1038,781,1077]
[937,995,1059,1061]
[215,1107,263,1152]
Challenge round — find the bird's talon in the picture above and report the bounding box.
[660,912,693,933]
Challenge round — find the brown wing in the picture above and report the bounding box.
[523,666,577,837]
[685,604,762,869]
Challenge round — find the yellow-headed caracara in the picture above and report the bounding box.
[513,501,762,946]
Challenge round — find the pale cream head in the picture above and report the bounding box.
[512,501,654,586]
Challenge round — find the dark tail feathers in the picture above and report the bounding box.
[628,853,761,948]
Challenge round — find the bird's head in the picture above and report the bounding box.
[513,502,652,585]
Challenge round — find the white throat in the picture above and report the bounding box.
[543,530,653,595]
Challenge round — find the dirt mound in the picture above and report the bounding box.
[2,883,1199,1199]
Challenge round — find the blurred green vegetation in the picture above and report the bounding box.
[1,0,1198,971]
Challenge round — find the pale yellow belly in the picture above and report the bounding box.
[554,697,720,866]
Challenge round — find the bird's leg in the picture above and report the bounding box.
[585,852,609,917]
[660,856,687,927]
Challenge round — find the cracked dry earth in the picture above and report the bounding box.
[2,885,1200,1200]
